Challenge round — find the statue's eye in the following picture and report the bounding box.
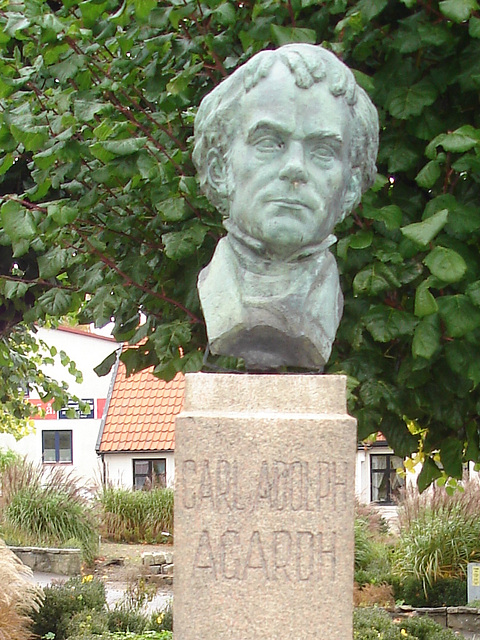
[253,134,284,153]
[310,141,339,164]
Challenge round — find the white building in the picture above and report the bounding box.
[0,325,119,486]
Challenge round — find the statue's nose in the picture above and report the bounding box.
[279,143,308,184]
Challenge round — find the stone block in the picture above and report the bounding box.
[162,563,174,575]
[174,373,356,640]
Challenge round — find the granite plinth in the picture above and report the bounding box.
[174,373,357,640]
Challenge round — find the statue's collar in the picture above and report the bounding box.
[223,218,337,271]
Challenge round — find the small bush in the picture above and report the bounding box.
[98,487,173,543]
[65,608,109,637]
[107,607,148,633]
[30,575,106,640]
[354,517,393,586]
[394,576,467,607]
[353,608,458,640]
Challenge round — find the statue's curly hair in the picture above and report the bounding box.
[193,44,379,217]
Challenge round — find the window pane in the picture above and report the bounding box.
[134,476,146,490]
[43,448,56,462]
[43,432,56,462]
[371,455,387,470]
[153,460,166,475]
[134,461,149,475]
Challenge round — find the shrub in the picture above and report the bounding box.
[393,483,480,598]
[98,487,173,543]
[354,582,395,608]
[0,539,43,640]
[0,460,99,563]
[394,576,467,608]
[354,516,393,587]
[65,608,109,637]
[30,575,106,640]
[107,607,148,634]
[353,608,458,640]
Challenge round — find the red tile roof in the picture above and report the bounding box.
[97,361,184,453]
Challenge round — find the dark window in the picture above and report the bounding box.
[133,459,166,490]
[370,454,405,504]
[42,430,73,463]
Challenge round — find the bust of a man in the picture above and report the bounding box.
[193,44,378,370]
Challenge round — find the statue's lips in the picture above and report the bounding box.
[266,197,312,212]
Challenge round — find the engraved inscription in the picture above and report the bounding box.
[181,458,347,513]
[192,528,337,583]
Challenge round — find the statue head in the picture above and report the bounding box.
[193,44,378,259]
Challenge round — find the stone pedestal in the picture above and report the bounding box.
[174,373,356,639]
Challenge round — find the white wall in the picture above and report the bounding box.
[0,326,119,487]
[101,451,175,489]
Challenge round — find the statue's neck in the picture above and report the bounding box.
[223,218,337,273]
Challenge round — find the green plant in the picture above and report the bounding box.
[107,608,148,634]
[353,607,457,640]
[393,484,480,596]
[30,575,106,640]
[65,608,109,637]
[98,487,173,544]
[394,576,467,608]
[354,516,393,586]
[0,460,99,563]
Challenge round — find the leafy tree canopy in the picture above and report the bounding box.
[1,0,480,488]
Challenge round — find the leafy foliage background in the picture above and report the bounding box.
[1,0,480,487]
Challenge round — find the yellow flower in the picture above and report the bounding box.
[82,574,94,583]
[157,613,165,625]
[401,629,408,637]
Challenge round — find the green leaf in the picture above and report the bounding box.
[412,314,441,359]
[47,202,78,225]
[1,200,36,241]
[270,25,317,46]
[466,281,480,307]
[364,306,418,342]
[94,350,118,377]
[162,222,208,260]
[440,438,464,478]
[438,296,480,337]
[38,288,75,315]
[423,246,467,283]
[415,161,441,188]
[348,230,373,249]
[134,0,156,20]
[363,205,403,230]
[401,209,448,247]
[38,248,68,279]
[439,0,478,23]
[417,457,442,493]
[414,283,438,317]
[469,16,480,37]
[100,138,148,156]
[156,197,187,222]
[387,80,438,119]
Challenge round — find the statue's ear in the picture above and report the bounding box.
[206,148,229,195]
[340,168,362,221]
